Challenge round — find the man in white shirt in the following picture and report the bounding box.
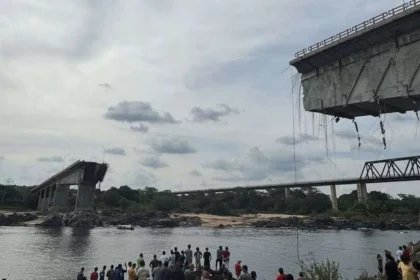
[136,260,150,280]
[396,246,403,261]
[160,251,169,263]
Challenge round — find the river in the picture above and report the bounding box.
[0,227,417,280]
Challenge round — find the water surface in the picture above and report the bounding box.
[0,227,416,280]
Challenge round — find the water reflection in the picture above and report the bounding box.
[67,227,92,261]
[147,227,175,236]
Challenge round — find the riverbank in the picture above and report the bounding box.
[1,210,420,230]
[170,213,306,228]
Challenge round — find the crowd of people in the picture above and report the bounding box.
[76,245,303,280]
[376,244,419,280]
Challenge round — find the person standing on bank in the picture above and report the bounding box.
[216,246,223,270]
[377,254,384,277]
[203,248,212,268]
[194,247,203,268]
[185,245,193,265]
[222,247,230,269]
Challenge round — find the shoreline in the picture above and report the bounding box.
[1,210,420,230]
[170,213,306,228]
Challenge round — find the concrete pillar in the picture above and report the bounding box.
[285,188,290,198]
[41,189,47,211]
[48,185,54,207]
[330,184,338,211]
[357,183,368,203]
[51,185,69,212]
[37,191,43,210]
[75,184,96,211]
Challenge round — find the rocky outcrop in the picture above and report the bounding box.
[251,216,420,230]
[41,214,63,227]
[65,211,104,227]
[0,213,38,226]
[37,211,202,228]
[107,211,176,227]
[173,216,202,227]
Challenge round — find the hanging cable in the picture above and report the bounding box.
[291,68,300,264]
[379,114,387,149]
[352,119,361,148]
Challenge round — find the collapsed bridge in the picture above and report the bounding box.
[31,160,108,211]
[290,1,420,119]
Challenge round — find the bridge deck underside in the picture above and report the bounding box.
[291,4,420,119]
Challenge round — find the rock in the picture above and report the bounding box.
[67,211,101,227]
[0,213,38,226]
[106,211,180,227]
[251,216,420,231]
[41,214,63,227]
[174,216,202,227]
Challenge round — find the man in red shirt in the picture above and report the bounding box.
[235,260,242,278]
[222,246,231,269]
[276,268,286,280]
[402,245,411,261]
[90,267,99,280]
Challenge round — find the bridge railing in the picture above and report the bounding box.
[294,0,420,58]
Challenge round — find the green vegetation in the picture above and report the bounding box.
[0,184,38,210]
[299,258,342,280]
[299,259,377,280]
[1,183,420,220]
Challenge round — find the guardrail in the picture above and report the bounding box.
[294,0,420,58]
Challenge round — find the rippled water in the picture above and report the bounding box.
[0,227,418,280]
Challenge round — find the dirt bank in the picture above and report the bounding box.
[171,213,306,228]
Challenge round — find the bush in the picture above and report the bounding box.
[354,270,376,280]
[299,259,379,280]
[299,258,342,280]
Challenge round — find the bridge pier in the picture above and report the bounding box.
[285,188,290,198]
[47,185,53,208]
[330,184,338,211]
[42,189,48,211]
[37,190,44,211]
[357,183,368,204]
[75,184,96,211]
[51,185,69,211]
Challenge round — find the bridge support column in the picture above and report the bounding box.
[42,189,49,211]
[357,183,368,204]
[51,185,69,211]
[47,185,53,208]
[330,184,338,211]
[75,184,96,211]
[285,188,290,198]
[37,190,43,211]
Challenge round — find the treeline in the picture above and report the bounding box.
[1,184,420,217]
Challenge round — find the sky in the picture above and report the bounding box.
[0,0,418,197]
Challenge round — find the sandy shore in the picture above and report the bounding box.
[171,213,306,228]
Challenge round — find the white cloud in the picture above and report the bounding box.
[2,0,419,197]
[140,155,169,169]
[191,104,240,123]
[189,170,203,177]
[149,138,196,154]
[37,156,64,163]
[105,147,126,156]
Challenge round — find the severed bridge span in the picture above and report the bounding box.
[173,156,420,211]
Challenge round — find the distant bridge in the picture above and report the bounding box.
[173,155,420,211]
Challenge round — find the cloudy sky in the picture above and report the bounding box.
[0,0,418,196]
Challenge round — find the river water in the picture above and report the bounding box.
[0,227,417,280]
